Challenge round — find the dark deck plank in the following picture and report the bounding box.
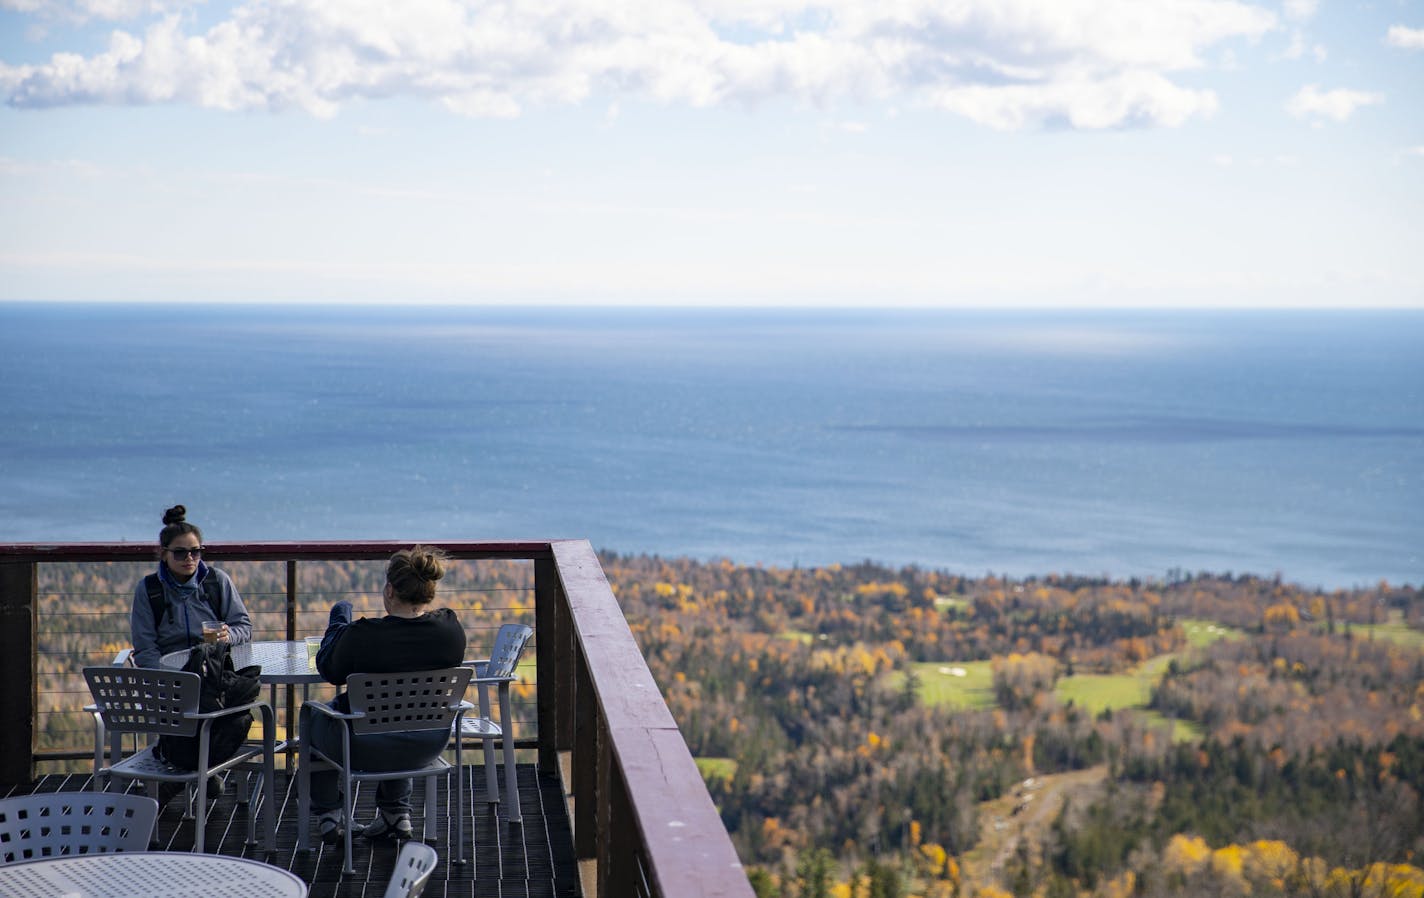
[8,765,580,898]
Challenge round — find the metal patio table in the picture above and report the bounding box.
[162,641,329,758]
[0,851,307,898]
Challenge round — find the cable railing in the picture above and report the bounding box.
[1,539,753,898]
[31,558,540,767]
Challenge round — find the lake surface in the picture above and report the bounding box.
[1,303,1420,589]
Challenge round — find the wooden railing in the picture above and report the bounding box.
[0,539,755,898]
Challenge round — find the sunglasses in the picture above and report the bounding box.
[166,546,204,560]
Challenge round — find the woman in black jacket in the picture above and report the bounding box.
[307,545,466,843]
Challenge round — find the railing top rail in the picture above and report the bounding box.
[552,540,754,898]
[0,540,556,563]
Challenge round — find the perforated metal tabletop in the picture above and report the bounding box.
[0,851,307,898]
[161,640,326,685]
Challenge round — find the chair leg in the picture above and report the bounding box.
[453,741,466,865]
[262,706,277,853]
[422,774,436,843]
[341,772,355,876]
[91,717,106,792]
[482,740,498,806]
[297,746,312,852]
[499,689,521,824]
[244,768,259,847]
[195,768,216,853]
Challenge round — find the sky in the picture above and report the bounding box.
[0,0,1421,308]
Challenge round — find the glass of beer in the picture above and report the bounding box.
[201,620,222,644]
[305,636,322,664]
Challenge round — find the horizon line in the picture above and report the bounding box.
[4,298,1424,313]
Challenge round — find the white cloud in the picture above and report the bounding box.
[0,155,104,175]
[1280,29,1327,61]
[1386,25,1424,50]
[1282,0,1317,21]
[0,0,1279,130]
[0,0,199,23]
[1286,83,1384,122]
[927,70,1219,130]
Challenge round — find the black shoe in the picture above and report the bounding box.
[206,774,226,797]
[318,809,346,846]
[361,809,412,840]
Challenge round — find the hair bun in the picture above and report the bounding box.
[162,505,187,526]
[410,545,447,583]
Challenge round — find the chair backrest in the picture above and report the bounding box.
[383,839,439,898]
[82,667,202,737]
[485,623,534,679]
[345,667,473,736]
[0,792,160,866]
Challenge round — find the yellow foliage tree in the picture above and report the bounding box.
[1100,871,1136,898]
[917,842,947,878]
[1163,834,1211,876]
[1242,839,1298,892]
[1210,843,1248,893]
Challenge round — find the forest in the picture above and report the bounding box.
[31,555,1424,898]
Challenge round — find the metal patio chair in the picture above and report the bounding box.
[0,792,159,865]
[82,666,277,854]
[383,839,439,898]
[297,667,472,876]
[452,623,533,823]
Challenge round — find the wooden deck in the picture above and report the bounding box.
[8,764,580,898]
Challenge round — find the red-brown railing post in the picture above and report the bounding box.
[573,642,598,868]
[535,556,559,775]
[598,719,642,897]
[285,559,298,769]
[0,560,37,786]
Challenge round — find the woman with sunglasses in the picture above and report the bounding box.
[129,504,252,668]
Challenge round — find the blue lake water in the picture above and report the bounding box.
[1,303,1420,589]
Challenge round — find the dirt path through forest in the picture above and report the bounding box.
[961,764,1110,892]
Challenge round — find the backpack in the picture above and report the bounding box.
[155,642,262,771]
[144,571,227,627]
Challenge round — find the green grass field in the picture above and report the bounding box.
[1139,710,1204,742]
[1355,612,1424,651]
[1179,618,1245,648]
[1055,673,1149,714]
[891,660,998,710]
[894,619,1243,742]
[933,594,971,613]
[695,757,738,783]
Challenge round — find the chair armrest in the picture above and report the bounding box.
[188,699,270,721]
[112,649,135,667]
[301,699,364,722]
[469,675,516,686]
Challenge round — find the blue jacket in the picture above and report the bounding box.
[129,562,252,668]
